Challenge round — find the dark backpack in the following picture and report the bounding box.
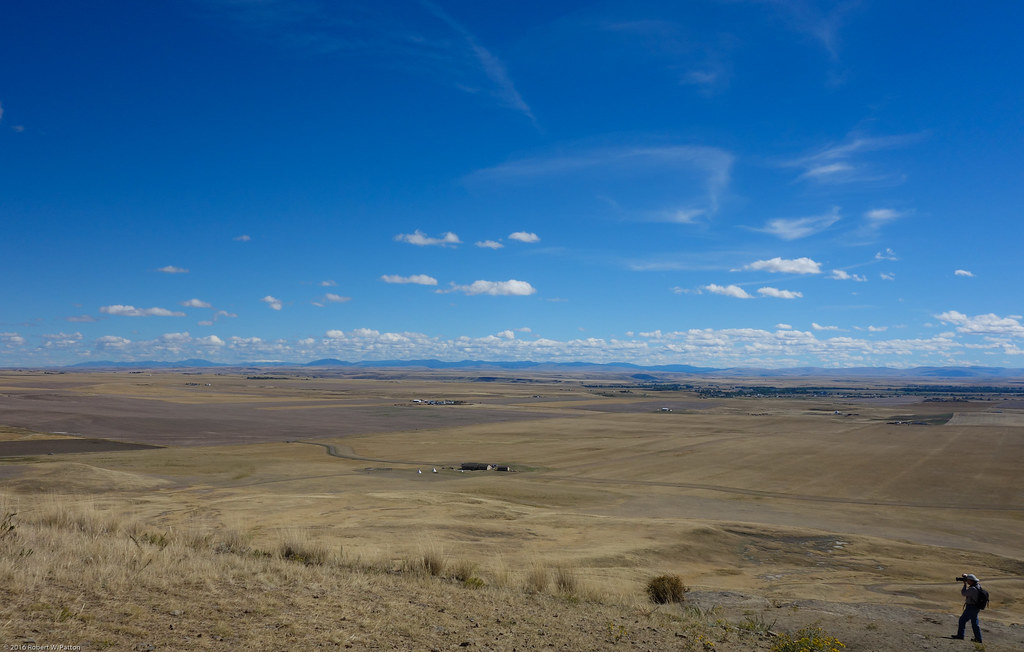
[976,586,990,610]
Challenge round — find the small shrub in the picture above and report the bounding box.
[646,574,687,604]
[771,626,846,652]
[738,614,776,635]
[462,576,485,589]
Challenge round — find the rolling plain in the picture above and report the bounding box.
[0,368,1022,650]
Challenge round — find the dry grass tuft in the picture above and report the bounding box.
[554,565,579,596]
[525,561,549,593]
[418,543,446,577]
[276,528,335,565]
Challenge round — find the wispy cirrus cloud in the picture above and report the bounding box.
[394,230,461,247]
[864,208,909,223]
[210,1,535,122]
[381,274,439,286]
[419,0,535,124]
[756,0,862,59]
[787,132,924,185]
[736,257,822,274]
[100,305,185,317]
[954,269,975,278]
[158,265,189,274]
[756,207,840,240]
[468,144,734,213]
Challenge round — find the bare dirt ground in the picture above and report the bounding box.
[1,369,1022,650]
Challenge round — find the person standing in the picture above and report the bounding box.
[952,573,983,642]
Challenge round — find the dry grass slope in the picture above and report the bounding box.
[0,494,808,651]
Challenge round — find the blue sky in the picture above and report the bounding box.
[2,0,1022,367]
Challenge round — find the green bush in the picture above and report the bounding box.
[646,574,687,604]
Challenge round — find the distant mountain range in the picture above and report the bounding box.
[50,358,1024,379]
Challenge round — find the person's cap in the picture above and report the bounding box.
[965,574,980,582]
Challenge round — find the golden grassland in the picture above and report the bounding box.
[0,370,1022,650]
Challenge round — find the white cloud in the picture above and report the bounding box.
[324,293,351,303]
[875,248,899,261]
[158,265,189,274]
[320,280,337,287]
[738,257,822,274]
[758,287,803,299]
[936,311,1024,337]
[445,279,536,296]
[181,298,212,308]
[100,305,185,317]
[865,208,907,222]
[868,326,888,332]
[704,284,753,299]
[9,322,1008,368]
[234,235,251,242]
[95,335,132,350]
[41,332,84,349]
[0,332,27,347]
[394,230,461,247]
[475,240,504,249]
[261,296,283,311]
[380,274,439,286]
[954,269,975,277]
[830,270,867,282]
[757,207,840,240]
[880,272,896,281]
[508,231,540,243]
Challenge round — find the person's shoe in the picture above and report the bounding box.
[949,634,964,639]
[970,639,982,643]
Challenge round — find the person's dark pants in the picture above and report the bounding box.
[957,604,982,641]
